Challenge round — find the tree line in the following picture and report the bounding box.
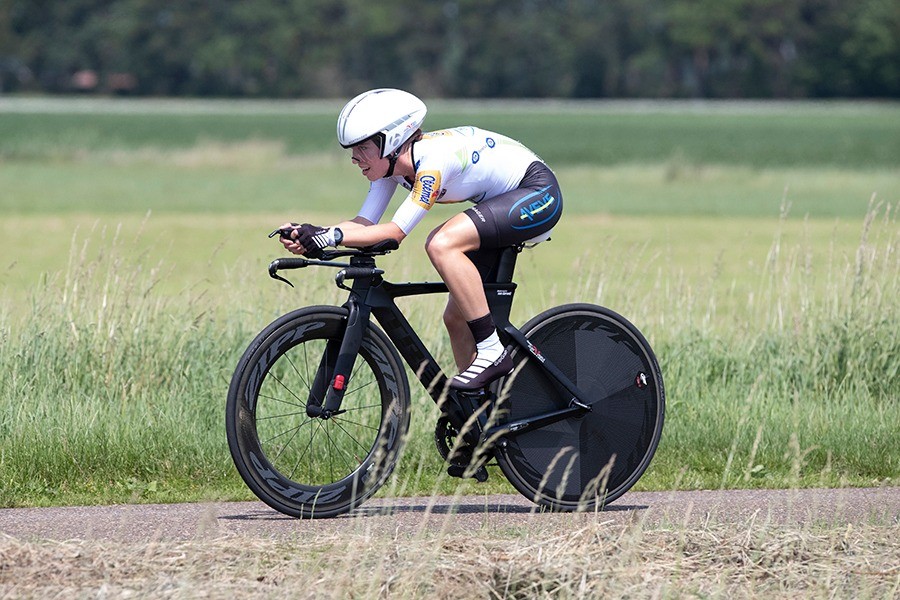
[2,0,898,98]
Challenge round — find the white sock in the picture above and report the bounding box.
[474,331,504,363]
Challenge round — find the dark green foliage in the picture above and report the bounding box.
[1,0,898,98]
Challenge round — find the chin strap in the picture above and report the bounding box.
[384,151,399,178]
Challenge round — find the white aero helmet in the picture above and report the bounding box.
[337,88,427,158]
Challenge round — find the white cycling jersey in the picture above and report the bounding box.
[356,126,542,234]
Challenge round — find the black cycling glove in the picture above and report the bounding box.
[295,224,343,257]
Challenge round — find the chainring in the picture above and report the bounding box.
[433,415,458,462]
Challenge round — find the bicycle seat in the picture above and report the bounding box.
[523,229,552,246]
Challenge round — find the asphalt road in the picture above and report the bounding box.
[1,487,897,543]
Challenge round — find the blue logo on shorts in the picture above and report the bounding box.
[508,186,559,230]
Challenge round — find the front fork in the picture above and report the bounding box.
[306,300,369,418]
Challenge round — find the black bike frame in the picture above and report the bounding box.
[273,246,591,445]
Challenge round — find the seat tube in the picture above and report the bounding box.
[486,246,520,332]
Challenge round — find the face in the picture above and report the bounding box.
[350,140,388,181]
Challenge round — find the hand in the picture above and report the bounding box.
[275,222,306,255]
[295,224,342,256]
[275,222,342,257]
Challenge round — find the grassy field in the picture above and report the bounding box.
[0,99,898,509]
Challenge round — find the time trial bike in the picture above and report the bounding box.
[225,237,665,518]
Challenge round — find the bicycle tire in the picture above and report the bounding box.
[493,303,664,511]
[226,306,410,518]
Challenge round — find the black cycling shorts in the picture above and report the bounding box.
[463,161,563,279]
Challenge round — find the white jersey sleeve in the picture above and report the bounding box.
[356,178,399,224]
[390,159,458,234]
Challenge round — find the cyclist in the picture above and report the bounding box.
[278,88,563,391]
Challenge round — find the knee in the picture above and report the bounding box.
[425,227,453,262]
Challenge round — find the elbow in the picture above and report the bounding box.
[389,223,407,244]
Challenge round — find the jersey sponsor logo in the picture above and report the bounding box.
[412,170,442,210]
[509,185,560,230]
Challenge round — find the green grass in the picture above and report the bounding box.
[2,99,899,168]
[0,99,897,508]
[1,150,896,217]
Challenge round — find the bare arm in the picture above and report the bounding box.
[340,221,406,247]
[278,217,405,255]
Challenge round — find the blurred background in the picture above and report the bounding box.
[2,0,898,99]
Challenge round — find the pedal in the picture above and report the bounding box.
[447,463,489,483]
[456,389,490,405]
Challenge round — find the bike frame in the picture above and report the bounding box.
[270,245,592,447]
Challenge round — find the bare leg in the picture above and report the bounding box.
[425,214,487,319]
[426,215,485,372]
[443,296,475,372]
[426,214,512,390]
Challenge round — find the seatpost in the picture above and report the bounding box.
[493,245,521,284]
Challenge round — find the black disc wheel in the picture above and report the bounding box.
[494,303,664,511]
[226,306,410,519]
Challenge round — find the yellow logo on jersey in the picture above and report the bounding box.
[412,170,442,210]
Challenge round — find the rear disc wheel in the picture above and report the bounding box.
[494,304,665,511]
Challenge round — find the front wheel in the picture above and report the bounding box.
[494,303,665,511]
[226,306,410,518]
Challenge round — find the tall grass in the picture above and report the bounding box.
[645,201,899,490]
[0,226,248,505]
[2,518,897,598]
[0,203,896,507]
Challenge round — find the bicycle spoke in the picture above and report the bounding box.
[287,419,323,480]
[323,422,360,473]
[330,418,375,456]
[326,424,336,482]
[341,402,382,413]
[256,409,308,421]
[267,417,314,464]
[257,391,305,409]
[261,416,313,445]
[332,416,380,433]
[346,378,376,396]
[283,350,312,393]
[266,372,307,406]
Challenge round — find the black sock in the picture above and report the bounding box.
[466,314,495,344]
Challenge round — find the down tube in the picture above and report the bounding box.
[370,303,449,403]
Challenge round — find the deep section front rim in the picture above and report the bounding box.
[226,307,410,519]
